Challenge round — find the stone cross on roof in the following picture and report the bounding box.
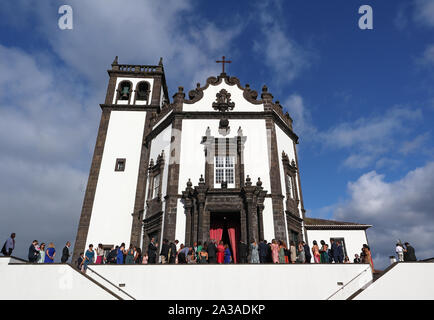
[216,56,232,74]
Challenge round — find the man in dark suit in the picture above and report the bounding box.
[207,240,217,264]
[336,241,344,263]
[148,237,158,264]
[61,241,71,263]
[160,239,170,264]
[258,240,268,264]
[169,241,177,264]
[330,239,337,263]
[404,242,417,261]
[238,241,248,263]
[303,241,311,263]
[28,240,39,263]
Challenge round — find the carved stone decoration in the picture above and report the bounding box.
[212,89,235,112]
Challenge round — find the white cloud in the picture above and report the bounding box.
[420,44,434,66]
[321,107,424,168]
[283,94,317,138]
[253,0,313,83]
[333,162,434,268]
[413,0,434,27]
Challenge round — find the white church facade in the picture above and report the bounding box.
[72,57,371,263]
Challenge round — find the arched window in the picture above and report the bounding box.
[117,81,132,102]
[135,81,150,103]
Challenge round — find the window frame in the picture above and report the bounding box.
[214,155,235,188]
[114,158,126,172]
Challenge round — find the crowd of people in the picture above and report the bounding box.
[1,233,72,264]
[1,232,378,273]
[76,237,375,272]
[395,242,417,262]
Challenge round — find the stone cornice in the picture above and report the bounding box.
[144,110,299,145]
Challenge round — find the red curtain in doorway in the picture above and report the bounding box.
[227,222,240,264]
[210,223,223,243]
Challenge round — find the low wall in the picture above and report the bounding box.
[88,263,373,300]
[0,257,119,300]
[354,262,434,300]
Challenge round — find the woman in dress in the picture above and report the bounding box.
[312,240,320,263]
[37,243,45,263]
[344,256,350,263]
[271,239,279,263]
[250,240,260,264]
[82,244,95,272]
[278,241,286,264]
[216,241,225,264]
[44,243,56,263]
[290,241,297,263]
[198,248,208,264]
[134,247,142,264]
[117,243,126,264]
[223,244,231,264]
[142,253,148,264]
[320,240,329,263]
[125,244,135,264]
[297,242,305,263]
[95,243,104,264]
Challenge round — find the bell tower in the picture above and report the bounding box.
[72,57,169,263]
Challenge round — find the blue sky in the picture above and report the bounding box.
[0,0,433,269]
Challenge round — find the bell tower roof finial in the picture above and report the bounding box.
[112,56,118,66]
[158,57,163,66]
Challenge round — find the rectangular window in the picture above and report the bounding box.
[152,174,160,198]
[115,158,126,171]
[215,156,235,186]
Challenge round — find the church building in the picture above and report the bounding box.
[73,57,371,263]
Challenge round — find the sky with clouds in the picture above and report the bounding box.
[0,0,433,269]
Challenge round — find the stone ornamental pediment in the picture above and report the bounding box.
[212,89,235,112]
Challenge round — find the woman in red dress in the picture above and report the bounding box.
[217,241,225,264]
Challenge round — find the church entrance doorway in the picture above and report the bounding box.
[209,211,241,263]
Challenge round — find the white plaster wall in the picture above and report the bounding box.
[178,119,271,192]
[182,82,264,112]
[175,199,186,244]
[86,111,146,248]
[0,262,117,300]
[89,264,372,300]
[355,263,434,300]
[262,198,275,242]
[112,77,154,105]
[306,229,369,262]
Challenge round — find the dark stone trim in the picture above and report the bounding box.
[181,176,267,247]
[144,111,299,146]
[100,104,160,112]
[292,140,308,241]
[129,112,153,247]
[72,108,111,263]
[161,116,183,243]
[265,116,287,242]
[281,151,301,219]
[304,225,372,230]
